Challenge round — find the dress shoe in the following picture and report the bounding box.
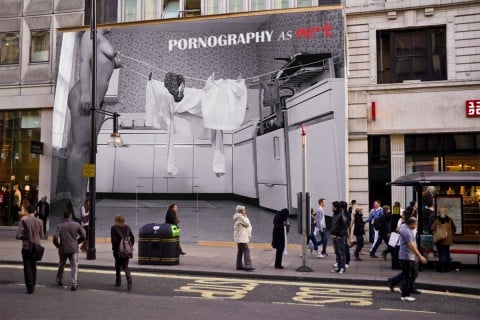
[56,280,63,286]
[236,267,244,271]
[411,289,422,294]
[370,254,379,258]
[127,279,132,291]
[381,252,387,260]
[180,251,187,255]
[244,268,255,272]
[354,256,362,261]
[70,285,77,291]
[387,278,395,292]
[275,266,284,269]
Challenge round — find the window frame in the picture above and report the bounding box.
[29,29,50,64]
[377,26,447,84]
[0,31,20,65]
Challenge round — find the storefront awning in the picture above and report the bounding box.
[388,171,480,186]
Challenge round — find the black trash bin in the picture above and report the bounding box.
[138,223,180,265]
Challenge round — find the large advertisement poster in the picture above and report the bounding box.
[52,8,346,220]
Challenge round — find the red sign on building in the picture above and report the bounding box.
[466,100,480,117]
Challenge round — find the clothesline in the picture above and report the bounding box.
[118,52,330,86]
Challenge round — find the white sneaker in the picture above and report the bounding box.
[332,263,338,268]
[345,264,350,269]
[401,296,416,302]
[317,253,325,258]
[338,268,346,274]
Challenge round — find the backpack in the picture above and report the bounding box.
[116,226,133,259]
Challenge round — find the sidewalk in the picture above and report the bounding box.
[1,228,478,295]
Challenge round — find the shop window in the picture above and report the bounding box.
[0,32,20,65]
[377,27,447,84]
[445,155,480,172]
[124,0,138,21]
[85,0,119,25]
[181,0,201,17]
[368,135,392,209]
[144,0,158,20]
[251,0,267,10]
[273,0,290,9]
[30,30,50,63]
[296,0,313,7]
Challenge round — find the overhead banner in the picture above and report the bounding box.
[52,8,347,217]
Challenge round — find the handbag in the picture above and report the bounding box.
[22,220,45,261]
[433,222,448,243]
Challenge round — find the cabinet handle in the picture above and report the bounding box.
[273,136,280,160]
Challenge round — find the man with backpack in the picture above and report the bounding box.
[111,214,135,291]
[53,210,86,291]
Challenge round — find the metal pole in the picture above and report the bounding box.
[87,0,97,260]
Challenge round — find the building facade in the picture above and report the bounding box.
[345,0,480,241]
[0,0,84,225]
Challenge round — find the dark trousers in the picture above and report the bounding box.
[332,236,346,269]
[371,235,388,255]
[113,252,131,284]
[344,238,350,265]
[436,244,451,272]
[236,243,252,269]
[21,249,37,293]
[40,217,48,237]
[275,244,285,268]
[399,260,418,297]
[354,236,364,257]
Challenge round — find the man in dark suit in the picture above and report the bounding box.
[53,210,86,291]
[16,205,44,294]
[36,195,50,238]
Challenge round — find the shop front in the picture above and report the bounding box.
[0,110,41,225]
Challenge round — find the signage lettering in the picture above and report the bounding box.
[466,100,480,118]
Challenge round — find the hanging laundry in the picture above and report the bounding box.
[145,79,226,177]
[201,74,247,131]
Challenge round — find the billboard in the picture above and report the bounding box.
[52,8,346,218]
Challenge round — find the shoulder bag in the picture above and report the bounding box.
[433,222,448,243]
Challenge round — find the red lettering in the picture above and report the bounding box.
[323,23,332,37]
[295,28,310,39]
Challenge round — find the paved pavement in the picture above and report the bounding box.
[1,199,479,295]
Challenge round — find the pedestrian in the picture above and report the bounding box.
[306,208,319,255]
[111,214,135,290]
[397,217,427,302]
[353,207,365,260]
[233,205,254,271]
[366,200,383,258]
[330,201,347,273]
[15,205,44,294]
[315,198,328,257]
[272,208,290,269]
[36,195,50,239]
[53,210,86,291]
[369,205,392,260]
[342,201,351,268]
[80,197,90,253]
[430,207,456,272]
[165,203,186,255]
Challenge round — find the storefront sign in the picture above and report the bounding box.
[466,100,480,117]
[30,141,44,154]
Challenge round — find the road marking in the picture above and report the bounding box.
[174,279,259,299]
[292,287,373,306]
[273,302,324,307]
[1,263,479,301]
[380,308,436,314]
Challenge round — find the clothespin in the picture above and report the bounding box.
[148,72,152,80]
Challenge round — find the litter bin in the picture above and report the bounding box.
[138,223,180,265]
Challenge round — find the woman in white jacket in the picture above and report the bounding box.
[233,205,254,271]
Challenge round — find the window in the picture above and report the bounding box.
[228,0,244,12]
[296,0,312,7]
[273,0,289,9]
[30,30,49,63]
[144,0,158,20]
[377,27,447,84]
[0,32,20,65]
[251,0,266,10]
[124,0,138,21]
[205,0,222,14]
[181,0,201,17]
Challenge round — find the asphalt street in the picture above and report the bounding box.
[0,264,478,320]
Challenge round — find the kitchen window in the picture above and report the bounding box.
[377,26,447,84]
[30,30,50,63]
[0,32,20,65]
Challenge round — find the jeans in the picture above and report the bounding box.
[436,244,451,272]
[317,230,328,255]
[114,251,131,284]
[370,235,388,255]
[307,233,318,251]
[354,236,364,257]
[332,235,346,269]
[236,243,252,269]
[56,252,79,286]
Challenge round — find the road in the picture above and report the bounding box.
[0,263,478,320]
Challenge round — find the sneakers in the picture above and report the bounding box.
[317,253,325,258]
[332,263,338,268]
[331,268,346,274]
[70,285,77,291]
[401,296,416,302]
[345,264,350,269]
